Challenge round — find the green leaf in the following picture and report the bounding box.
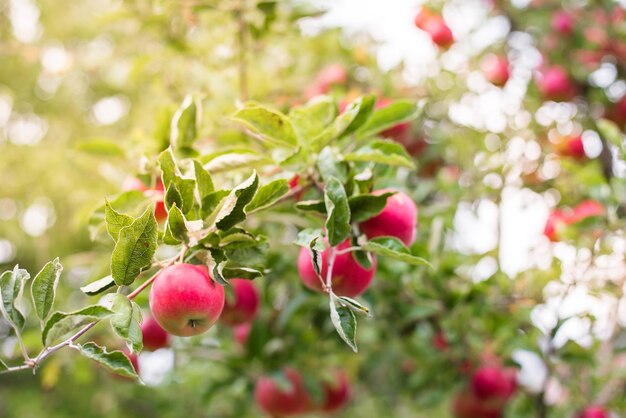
[329,301,357,352]
[294,228,325,251]
[0,266,30,330]
[596,118,624,150]
[324,177,351,247]
[246,179,290,213]
[356,100,424,139]
[204,248,228,285]
[222,267,264,280]
[104,200,135,242]
[158,148,196,213]
[203,151,273,173]
[170,94,200,149]
[289,96,337,143]
[201,190,230,219]
[108,294,143,353]
[77,342,138,379]
[214,171,259,231]
[295,199,327,214]
[75,138,125,157]
[339,94,377,137]
[317,146,349,183]
[344,140,416,169]
[42,305,113,346]
[361,237,432,268]
[30,257,63,323]
[164,182,183,212]
[0,358,7,371]
[163,204,188,245]
[193,160,214,199]
[80,276,116,296]
[111,205,158,286]
[231,104,297,148]
[158,147,179,188]
[338,296,372,317]
[90,190,147,241]
[348,192,395,223]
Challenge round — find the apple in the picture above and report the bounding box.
[537,66,577,101]
[149,264,225,337]
[544,209,569,242]
[570,200,605,223]
[551,11,574,35]
[234,322,252,346]
[470,366,517,405]
[220,279,260,326]
[141,314,170,351]
[577,406,610,418]
[297,239,377,298]
[254,368,312,416]
[123,177,167,222]
[320,371,351,413]
[414,8,454,48]
[432,332,449,351]
[481,54,510,87]
[555,135,585,159]
[359,189,418,247]
[452,391,502,418]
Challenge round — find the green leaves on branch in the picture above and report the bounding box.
[348,192,395,223]
[170,94,201,149]
[361,237,432,268]
[295,228,325,278]
[80,276,115,296]
[246,179,290,213]
[110,205,158,286]
[231,104,298,148]
[329,299,358,352]
[42,305,113,346]
[107,294,143,353]
[213,171,259,231]
[344,140,416,169]
[0,266,30,330]
[324,177,351,247]
[31,258,63,323]
[163,204,189,245]
[77,342,139,380]
[356,99,425,139]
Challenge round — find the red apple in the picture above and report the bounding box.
[537,66,577,101]
[555,135,585,159]
[452,391,502,418]
[141,314,170,351]
[551,11,574,35]
[414,8,454,48]
[149,264,225,337]
[297,239,376,298]
[544,209,569,242]
[570,200,605,223]
[320,371,351,413]
[254,368,312,416]
[577,406,610,418]
[470,366,517,405]
[234,322,252,346]
[359,189,418,247]
[481,54,510,87]
[220,279,260,326]
[432,332,449,351]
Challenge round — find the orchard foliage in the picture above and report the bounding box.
[1,0,626,417]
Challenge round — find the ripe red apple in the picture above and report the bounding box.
[234,322,252,346]
[254,368,312,416]
[576,406,609,418]
[481,54,510,87]
[141,314,170,351]
[555,135,585,159]
[123,177,167,222]
[452,391,502,418]
[537,66,577,101]
[359,189,418,247]
[320,371,351,413]
[220,279,260,326]
[414,8,454,48]
[297,239,376,298]
[544,209,569,242]
[551,11,574,35]
[149,264,225,337]
[470,366,517,405]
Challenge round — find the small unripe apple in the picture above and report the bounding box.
[220,279,260,326]
[359,189,418,247]
[481,54,510,87]
[555,135,585,160]
[577,406,609,418]
[149,264,225,337]
[551,11,574,35]
[298,239,376,298]
[537,66,577,101]
[470,366,517,404]
[320,371,351,413]
[544,209,569,242]
[254,368,312,416]
[452,391,502,418]
[141,314,170,351]
[234,322,252,346]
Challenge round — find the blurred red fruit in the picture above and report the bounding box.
[141,314,170,351]
[537,66,577,101]
[555,135,585,160]
[254,368,312,416]
[576,406,610,418]
[234,322,252,346]
[481,55,510,87]
[544,209,569,242]
[320,371,351,413]
[124,177,167,222]
[452,390,502,418]
[304,64,348,99]
[551,11,574,35]
[432,332,449,351]
[415,9,453,48]
[570,200,605,223]
[470,366,517,405]
[220,279,260,326]
[359,189,418,247]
